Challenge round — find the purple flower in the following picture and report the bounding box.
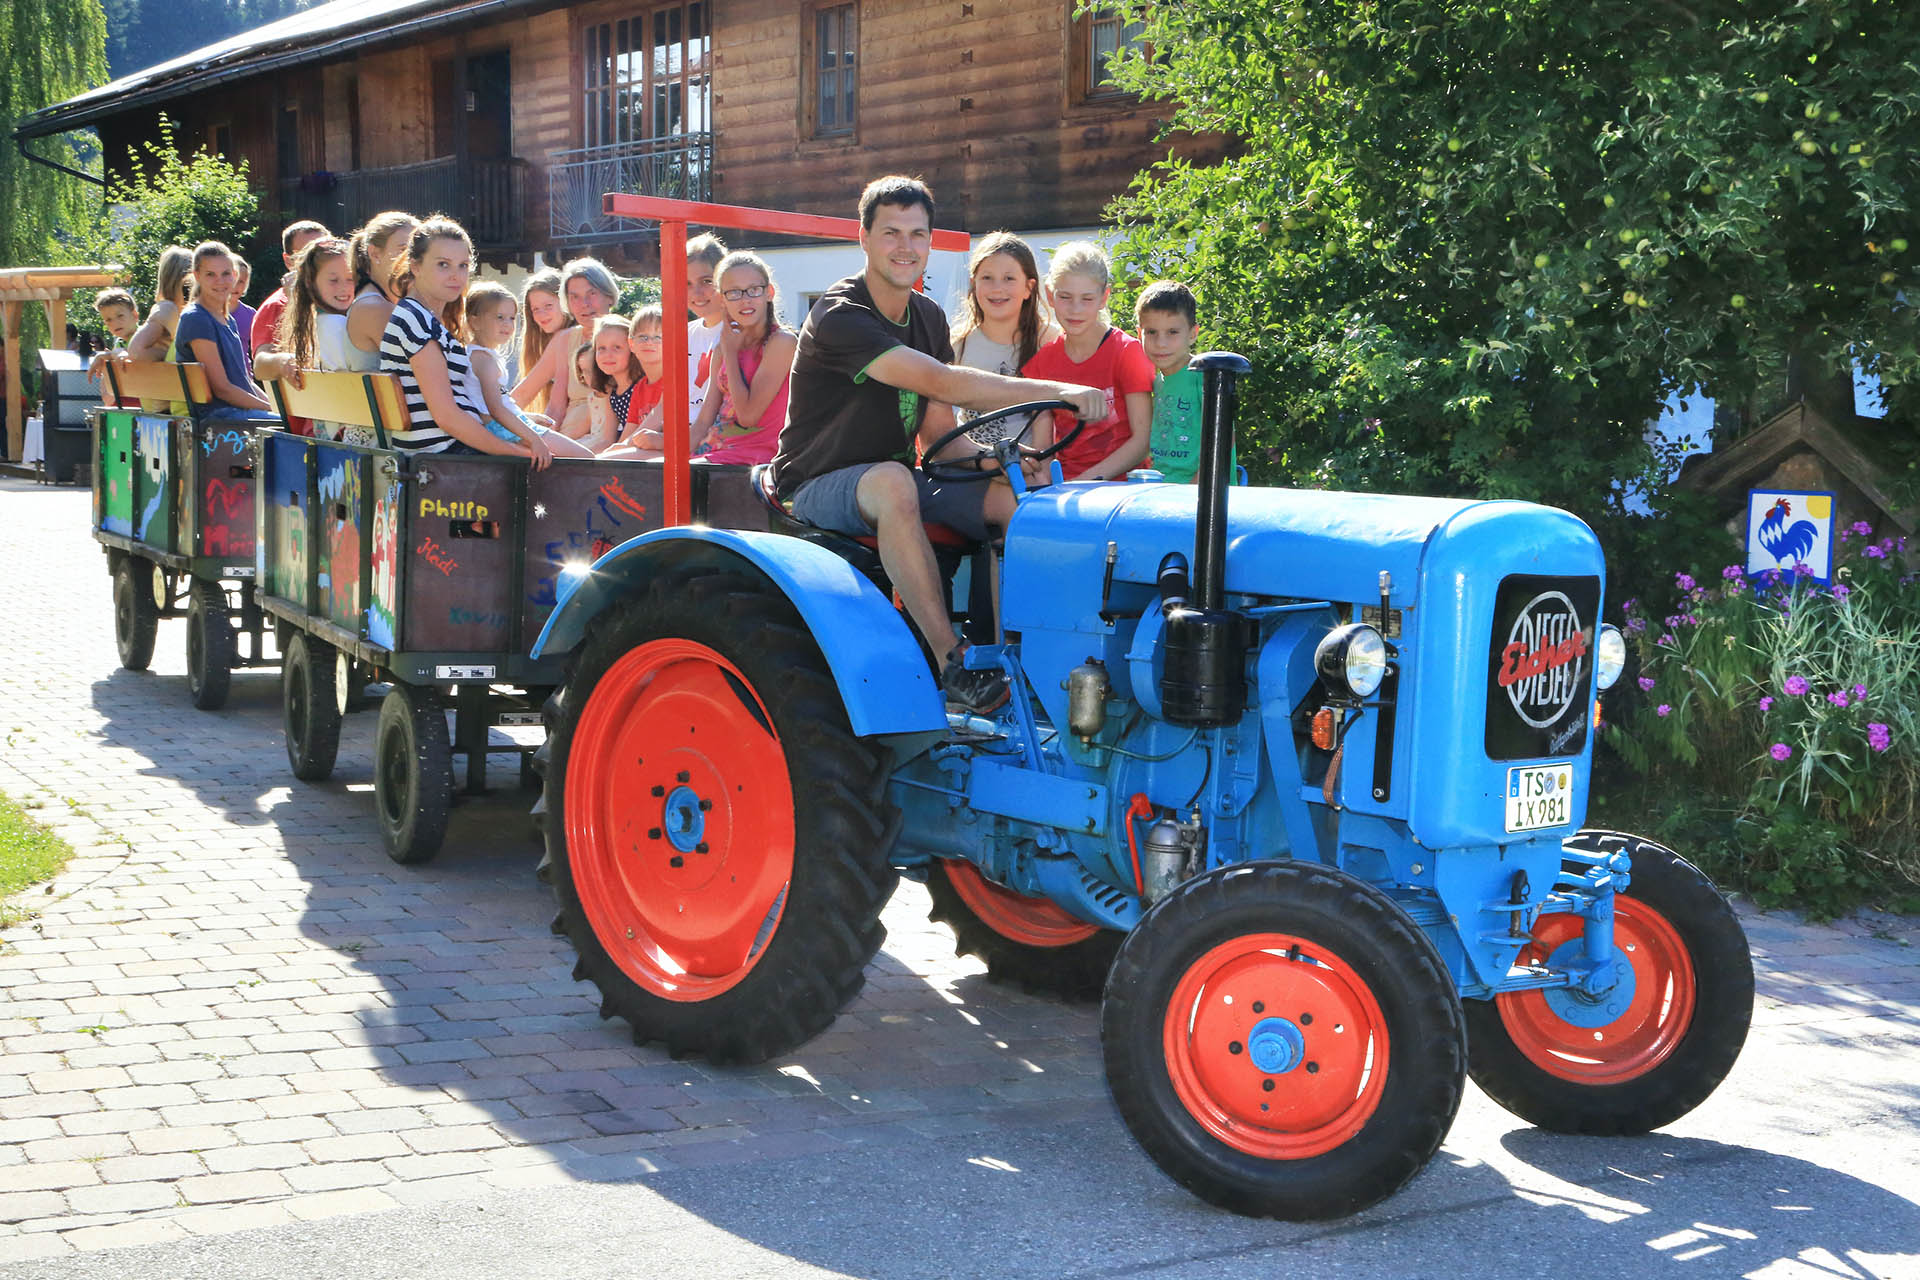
[1621,598,1639,614]
[1683,614,1700,626]
[1868,722,1892,753]
[1658,633,1676,647]
[1853,683,1867,699]
[1637,676,1657,692]
[1675,572,1696,591]
[1828,690,1850,708]
[1865,544,1886,559]
[1759,696,1774,712]
[1770,742,1793,762]
[1625,616,1647,634]
[1784,675,1809,697]
[1852,520,1873,537]
[1833,583,1852,600]
[1794,562,1814,578]
[1656,704,1672,717]
[1722,564,1745,580]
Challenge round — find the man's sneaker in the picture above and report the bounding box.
[941,647,1010,713]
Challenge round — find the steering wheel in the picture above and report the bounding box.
[920,400,1090,483]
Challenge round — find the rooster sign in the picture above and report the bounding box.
[1746,489,1836,584]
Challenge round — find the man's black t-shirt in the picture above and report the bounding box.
[770,272,955,500]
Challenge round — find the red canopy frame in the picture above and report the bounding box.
[602,192,970,526]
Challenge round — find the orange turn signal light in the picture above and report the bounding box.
[1311,707,1338,751]
[1594,697,1604,729]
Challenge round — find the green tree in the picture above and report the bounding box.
[0,0,108,367]
[69,118,260,327]
[1103,0,1919,547]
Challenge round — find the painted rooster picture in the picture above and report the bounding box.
[1757,497,1819,568]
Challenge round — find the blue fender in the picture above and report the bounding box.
[531,526,945,738]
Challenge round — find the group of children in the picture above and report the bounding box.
[90,212,1212,483]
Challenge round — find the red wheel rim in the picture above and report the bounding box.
[1495,897,1696,1084]
[942,861,1098,947]
[1162,932,1390,1160]
[565,639,793,1002]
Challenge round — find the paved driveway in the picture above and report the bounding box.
[0,475,1916,1277]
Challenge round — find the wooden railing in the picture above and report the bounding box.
[548,134,713,245]
[281,157,530,250]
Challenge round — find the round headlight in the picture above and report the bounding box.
[1315,623,1389,698]
[1595,624,1626,690]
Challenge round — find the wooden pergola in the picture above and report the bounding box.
[0,266,124,460]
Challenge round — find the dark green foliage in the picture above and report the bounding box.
[1101,0,1920,599]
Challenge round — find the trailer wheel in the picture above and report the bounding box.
[1464,831,1752,1135]
[375,685,453,865]
[113,556,158,671]
[186,581,234,711]
[282,632,342,782]
[927,861,1120,999]
[544,569,898,1064]
[1102,861,1464,1220]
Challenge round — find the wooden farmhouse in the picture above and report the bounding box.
[18,0,1217,313]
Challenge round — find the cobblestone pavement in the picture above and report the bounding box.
[1,475,1917,1271]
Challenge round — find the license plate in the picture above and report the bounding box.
[1505,762,1575,833]
[434,664,496,680]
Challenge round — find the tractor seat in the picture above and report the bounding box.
[750,464,974,551]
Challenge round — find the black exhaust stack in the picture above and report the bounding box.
[1160,352,1253,728]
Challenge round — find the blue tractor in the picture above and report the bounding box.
[532,354,1752,1220]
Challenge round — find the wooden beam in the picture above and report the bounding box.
[3,301,22,461]
[45,300,67,349]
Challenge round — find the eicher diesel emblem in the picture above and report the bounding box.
[1485,575,1601,760]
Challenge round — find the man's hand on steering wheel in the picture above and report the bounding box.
[920,394,1098,483]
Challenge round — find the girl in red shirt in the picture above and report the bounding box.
[1021,240,1154,481]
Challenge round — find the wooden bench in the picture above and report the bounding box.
[101,358,211,414]
[265,369,411,448]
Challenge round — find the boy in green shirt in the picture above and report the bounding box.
[1136,280,1236,483]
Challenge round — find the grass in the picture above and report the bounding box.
[0,794,75,928]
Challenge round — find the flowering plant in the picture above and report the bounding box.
[1608,527,1918,912]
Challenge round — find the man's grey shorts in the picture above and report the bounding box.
[789,462,992,542]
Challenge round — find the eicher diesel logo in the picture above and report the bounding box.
[1497,591,1590,728]
[1485,575,1601,761]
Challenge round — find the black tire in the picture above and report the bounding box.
[1102,861,1465,1220]
[185,581,234,711]
[282,632,342,782]
[375,684,453,865]
[113,557,158,671]
[1463,831,1752,1135]
[542,568,899,1064]
[926,862,1121,1000]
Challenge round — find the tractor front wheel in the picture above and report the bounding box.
[186,581,234,710]
[113,556,159,671]
[1102,861,1465,1220]
[1463,831,1752,1135]
[927,861,1120,999]
[543,569,900,1064]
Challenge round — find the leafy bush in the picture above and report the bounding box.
[66,117,260,332]
[1608,529,1919,914]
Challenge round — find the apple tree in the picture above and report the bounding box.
[1102,0,1919,524]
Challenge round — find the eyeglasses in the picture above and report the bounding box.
[631,334,663,344]
[721,285,768,301]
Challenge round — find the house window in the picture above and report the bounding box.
[581,1,710,149]
[1078,5,1145,101]
[805,3,857,139]
[211,122,233,160]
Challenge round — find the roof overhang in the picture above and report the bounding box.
[14,0,552,141]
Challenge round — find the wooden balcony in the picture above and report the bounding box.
[547,134,712,245]
[280,157,531,252]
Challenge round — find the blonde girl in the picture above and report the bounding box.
[344,211,420,369]
[1020,240,1154,482]
[582,314,649,453]
[124,245,195,363]
[606,307,669,455]
[466,280,593,467]
[515,268,567,405]
[511,256,617,440]
[950,232,1060,425]
[686,250,796,467]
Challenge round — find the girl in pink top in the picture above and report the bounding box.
[693,250,797,467]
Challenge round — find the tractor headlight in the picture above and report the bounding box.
[1315,623,1388,698]
[1595,624,1626,690]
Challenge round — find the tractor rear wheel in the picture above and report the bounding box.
[113,556,158,671]
[1102,861,1464,1220]
[282,632,342,782]
[1463,831,1752,1135]
[927,861,1120,999]
[186,581,234,711]
[543,569,899,1064]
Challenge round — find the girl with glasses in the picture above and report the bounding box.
[689,250,796,467]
